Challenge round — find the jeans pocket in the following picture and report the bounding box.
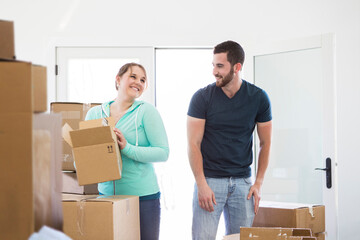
[243,177,253,185]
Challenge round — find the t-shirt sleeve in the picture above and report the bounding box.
[187,89,207,119]
[256,90,272,123]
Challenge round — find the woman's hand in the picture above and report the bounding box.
[113,128,127,150]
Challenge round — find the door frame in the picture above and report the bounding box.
[245,34,338,239]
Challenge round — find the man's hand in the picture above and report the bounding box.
[247,182,261,214]
[197,183,217,212]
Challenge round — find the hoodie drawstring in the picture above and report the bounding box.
[102,102,142,146]
[135,104,142,147]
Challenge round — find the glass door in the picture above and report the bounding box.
[248,34,337,240]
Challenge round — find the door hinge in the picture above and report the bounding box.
[55,65,58,76]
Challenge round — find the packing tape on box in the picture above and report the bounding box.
[63,153,72,162]
[308,206,314,218]
[303,204,315,218]
[83,103,92,112]
[76,196,98,236]
[126,199,130,215]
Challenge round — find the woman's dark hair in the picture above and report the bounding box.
[115,62,147,90]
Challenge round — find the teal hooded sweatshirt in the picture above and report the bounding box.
[85,100,169,197]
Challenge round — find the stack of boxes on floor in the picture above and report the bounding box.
[0,19,140,239]
[0,20,63,239]
[51,102,100,195]
[51,102,140,239]
[223,201,326,240]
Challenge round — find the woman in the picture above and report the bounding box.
[85,63,169,240]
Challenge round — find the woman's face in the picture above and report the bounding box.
[116,66,147,99]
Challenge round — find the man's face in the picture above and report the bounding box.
[212,53,234,88]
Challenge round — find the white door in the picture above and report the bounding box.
[55,47,154,104]
[246,34,337,239]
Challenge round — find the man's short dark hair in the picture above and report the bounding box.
[213,40,245,66]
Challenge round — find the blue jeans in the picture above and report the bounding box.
[140,198,161,240]
[192,177,255,240]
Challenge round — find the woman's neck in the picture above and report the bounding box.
[112,97,134,112]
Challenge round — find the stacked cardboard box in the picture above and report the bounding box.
[62,117,122,185]
[62,172,98,195]
[0,20,15,59]
[0,19,63,240]
[51,102,100,171]
[62,194,140,240]
[253,201,325,237]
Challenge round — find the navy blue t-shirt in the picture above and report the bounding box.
[187,80,272,178]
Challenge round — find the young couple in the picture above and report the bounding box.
[86,40,272,240]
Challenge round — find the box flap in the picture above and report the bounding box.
[79,117,115,129]
[70,126,114,148]
[62,123,73,147]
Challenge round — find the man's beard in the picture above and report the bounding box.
[215,68,234,87]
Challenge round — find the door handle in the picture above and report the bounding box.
[315,157,332,189]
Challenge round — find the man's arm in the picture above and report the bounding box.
[247,120,272,214]
[187,115,217,212]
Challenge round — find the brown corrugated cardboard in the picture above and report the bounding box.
[0,61,32,113]
[62,172,98,195]
[51,102,101,171]
[240,227,313,240]
[62,194,140,240]
[33,113,63,230]
[252,201,325,234]
[0,61,47,113]
[0,113,63,240]
[314,232,325,240]
[0,20,15,60]
[0,113,33,240]
[62,117,121,185]
[32,65,47,112]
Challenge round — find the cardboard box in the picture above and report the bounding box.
[33,113,63,230]
[62,172,98,195]
[314,232,325,240]
[51,102,100,170]
[62,117,122,185]
[253,201,325,234]
[240,227,313,240]
[62,194,140,240]
[32,65,47,112]
[0,61,32,113]
[0,61,47,113]
[0,20,15,60]
[0,113,63,240]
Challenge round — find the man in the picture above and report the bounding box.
[187,40,272,240]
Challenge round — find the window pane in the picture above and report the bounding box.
[68,58,138,103]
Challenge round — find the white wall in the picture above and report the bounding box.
[1,0,359,238]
